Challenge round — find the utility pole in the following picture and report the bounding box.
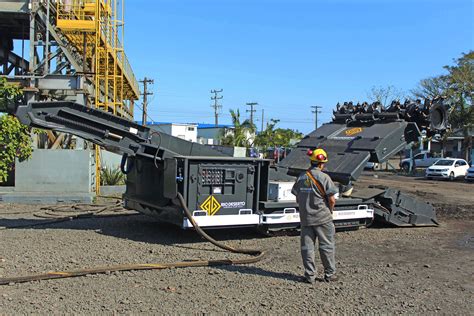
[261,109,265,132]
[311,105,322,129]
[246,102,258,126]
[210,89,223,126]
[140,77,154,126]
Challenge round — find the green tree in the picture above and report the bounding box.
[254,119,279,149]
[411,76,449,99]
[445,51,474,160]
[412,51,474,160]
[0,78,33,182]
[254,118,304,153]
[220,109,256,148]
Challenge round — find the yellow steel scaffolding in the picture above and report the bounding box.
[55,0,139,194]
[56,0,139,118]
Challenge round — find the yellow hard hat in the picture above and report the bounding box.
[307,148,328,163]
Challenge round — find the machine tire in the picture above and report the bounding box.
[449,172,455,181]
[401,163,410,173]
[365,217,374,228]
[255,226,273,237]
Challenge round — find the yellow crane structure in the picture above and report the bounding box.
[55,0,139,118]
[54,1,140,192]
[0,0,140,195]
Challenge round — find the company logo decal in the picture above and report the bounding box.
[200,195,221,216]
[344,127,363,136]
[221,201,246,209]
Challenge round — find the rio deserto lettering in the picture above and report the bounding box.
[220,201,246,209]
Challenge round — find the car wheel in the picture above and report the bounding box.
[449,172,455,181]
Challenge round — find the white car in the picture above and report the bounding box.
[465,165,474,182]
[365,162,379,170]
[425,158,470,181]
[400,152,441,171]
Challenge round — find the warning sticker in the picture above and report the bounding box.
[200,195,221,216]
[344,127,363,136]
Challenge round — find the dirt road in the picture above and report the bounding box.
[0,173,473,314]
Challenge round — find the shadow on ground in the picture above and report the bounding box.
[0,213,269,246]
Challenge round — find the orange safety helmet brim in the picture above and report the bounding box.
[307,148,328,163]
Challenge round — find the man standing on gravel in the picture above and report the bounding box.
[291,148,338,284]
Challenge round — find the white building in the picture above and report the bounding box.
[148,123,198,143]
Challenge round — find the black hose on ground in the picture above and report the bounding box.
[177,193,262,256]
[0,193,265,285]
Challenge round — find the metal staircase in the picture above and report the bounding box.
[0,0,138,118]
[54,0,139,118]
[0,0,140,194]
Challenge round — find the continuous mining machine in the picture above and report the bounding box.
[2,98,448,231]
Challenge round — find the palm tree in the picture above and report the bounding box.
[220,109,256,147]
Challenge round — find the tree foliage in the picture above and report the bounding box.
[254,119,304,150]
[444,52,474,129]
[412,51,474,159]
[0,78,32,183]
[367,85,405,106]
[411,76,449,99]
[219,109,256,148]
[219,110,304,151]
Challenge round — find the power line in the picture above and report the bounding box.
[134,102,158,125]
[210,89,223,126]
[246,102,258,126]
[139,77,154,126]
[311,105,322,129]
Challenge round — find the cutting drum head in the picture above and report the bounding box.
[430,101,449,131]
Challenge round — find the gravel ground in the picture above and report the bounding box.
[0,174,473,314]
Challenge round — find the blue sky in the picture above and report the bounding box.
[126,0,470,133]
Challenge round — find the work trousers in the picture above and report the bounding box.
[300,221,336,281]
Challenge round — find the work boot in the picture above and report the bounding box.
[299,276,315,284]
[324,274,339,282]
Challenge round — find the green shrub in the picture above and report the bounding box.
[0,78,32,183]
[100,166,125,186]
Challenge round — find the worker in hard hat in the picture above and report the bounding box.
[291,148,338,284]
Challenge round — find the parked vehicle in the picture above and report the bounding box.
[465,164,474,182]
[400,152,441,171]
[425,158,470,180]
[365,162,379,170]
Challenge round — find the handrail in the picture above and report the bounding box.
[55,0,139,98]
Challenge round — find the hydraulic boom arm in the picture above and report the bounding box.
[5,100,225,162]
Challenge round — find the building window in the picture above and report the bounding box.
[187,127,195,131]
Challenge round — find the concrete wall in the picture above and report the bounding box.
[14,149,94,193]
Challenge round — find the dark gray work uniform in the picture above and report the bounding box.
[291,167,338,282]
